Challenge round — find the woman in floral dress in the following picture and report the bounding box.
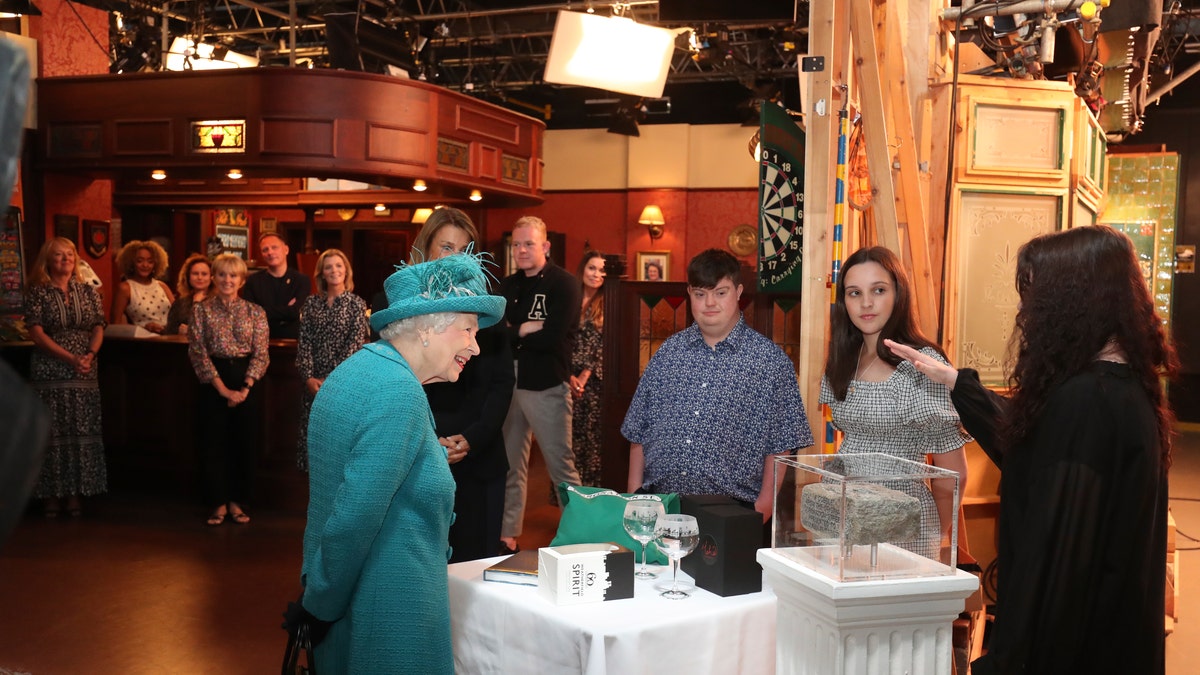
[25,237,107,517]
[569,250,606,487]
[295,248,369,470]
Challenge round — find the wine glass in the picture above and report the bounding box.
[653,514,700,599]
[622,498,666,579]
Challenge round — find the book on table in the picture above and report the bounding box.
[483,549,539,586]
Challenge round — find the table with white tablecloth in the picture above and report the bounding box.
[448,556,777,674]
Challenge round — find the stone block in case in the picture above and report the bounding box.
[771,452,960,582]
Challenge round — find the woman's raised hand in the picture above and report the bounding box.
[884,339,958,389]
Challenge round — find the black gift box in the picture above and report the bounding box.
[680,496,764,597]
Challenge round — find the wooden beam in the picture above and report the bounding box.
[799,0,851,450]
[849,0,901,253]
[883,0,939,339]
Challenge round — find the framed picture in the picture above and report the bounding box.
[636,251,670,281]
[259,217,278,234]
[53,214,79,244]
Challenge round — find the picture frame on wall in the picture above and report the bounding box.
[53,214,79,244]
[636,250,670,281]
[259,217,278,234]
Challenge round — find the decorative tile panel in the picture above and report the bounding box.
[953,189,1063,385]
[970,103,1065,173]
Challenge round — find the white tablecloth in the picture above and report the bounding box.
[449,556,777,675]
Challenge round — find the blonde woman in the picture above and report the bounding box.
[112,239,175,333]
[187,253,269,525]
[295,248,369,470]
[25,237,107,517]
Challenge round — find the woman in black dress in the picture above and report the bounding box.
[164,253,212,336]
[411,207,514,561]
[888,226,1177,674]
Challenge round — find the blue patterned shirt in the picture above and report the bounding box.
[621,317,814,502]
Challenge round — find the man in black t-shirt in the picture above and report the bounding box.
[242,232,311,340]
[497,216,581,553]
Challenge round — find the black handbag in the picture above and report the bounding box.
[281,595,319,675]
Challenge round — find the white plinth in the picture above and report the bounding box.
[758,548,979,675]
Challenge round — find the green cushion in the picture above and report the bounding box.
[550,484,681,566]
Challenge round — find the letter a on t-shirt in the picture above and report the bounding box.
[528,293,548,320]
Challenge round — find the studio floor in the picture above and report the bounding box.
[2,442,1199,674]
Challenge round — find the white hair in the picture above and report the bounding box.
[379,312,460,342]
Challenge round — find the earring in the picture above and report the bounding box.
[421,335,430,347]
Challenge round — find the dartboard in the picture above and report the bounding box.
[759,146,803,265]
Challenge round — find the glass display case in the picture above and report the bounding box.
[772,453,960,582]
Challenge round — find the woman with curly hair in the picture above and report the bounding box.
[888,226,1177,674]
[112,239,175,334]
[164,253,213,336]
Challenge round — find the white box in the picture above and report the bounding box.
[537,543,634,605]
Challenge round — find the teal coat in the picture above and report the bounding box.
[301,341,456,674]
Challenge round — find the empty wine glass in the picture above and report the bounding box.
[622,498,666,579]
[654,513,700,599]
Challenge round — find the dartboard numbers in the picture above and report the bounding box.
[759,147,804,270]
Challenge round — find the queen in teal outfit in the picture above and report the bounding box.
[300,253,505,674]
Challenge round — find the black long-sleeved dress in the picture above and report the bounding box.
[952,362,1166,674]
[424,324,515,562]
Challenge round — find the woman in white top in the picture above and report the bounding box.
[112,240,175,333]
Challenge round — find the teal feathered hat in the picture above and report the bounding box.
[370,253,505,333]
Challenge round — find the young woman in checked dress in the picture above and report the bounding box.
[296,248,369,470]
[820,246,969,559]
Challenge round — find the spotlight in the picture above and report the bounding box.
[413,179,428,192]
[469,190,483,202]
[0,0,40,18]
[607,97,647,137]
[374,203,387,212]
[151,169,167,180]
[226,169,243,180]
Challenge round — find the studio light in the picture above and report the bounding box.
[0,0,40,18]
[607,98,646,137]
[544,11,686,99]
[164,37,258,71]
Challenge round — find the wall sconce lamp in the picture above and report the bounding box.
[412,208,434,224]
[150,169,167,180]
[412,179,428,192]
[469,189,483,202]
[639,204,665,240]
[226,168,243,180]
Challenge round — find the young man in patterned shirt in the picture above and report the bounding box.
[622,249,813,522]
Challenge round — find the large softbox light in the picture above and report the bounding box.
[543,11,683,99]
